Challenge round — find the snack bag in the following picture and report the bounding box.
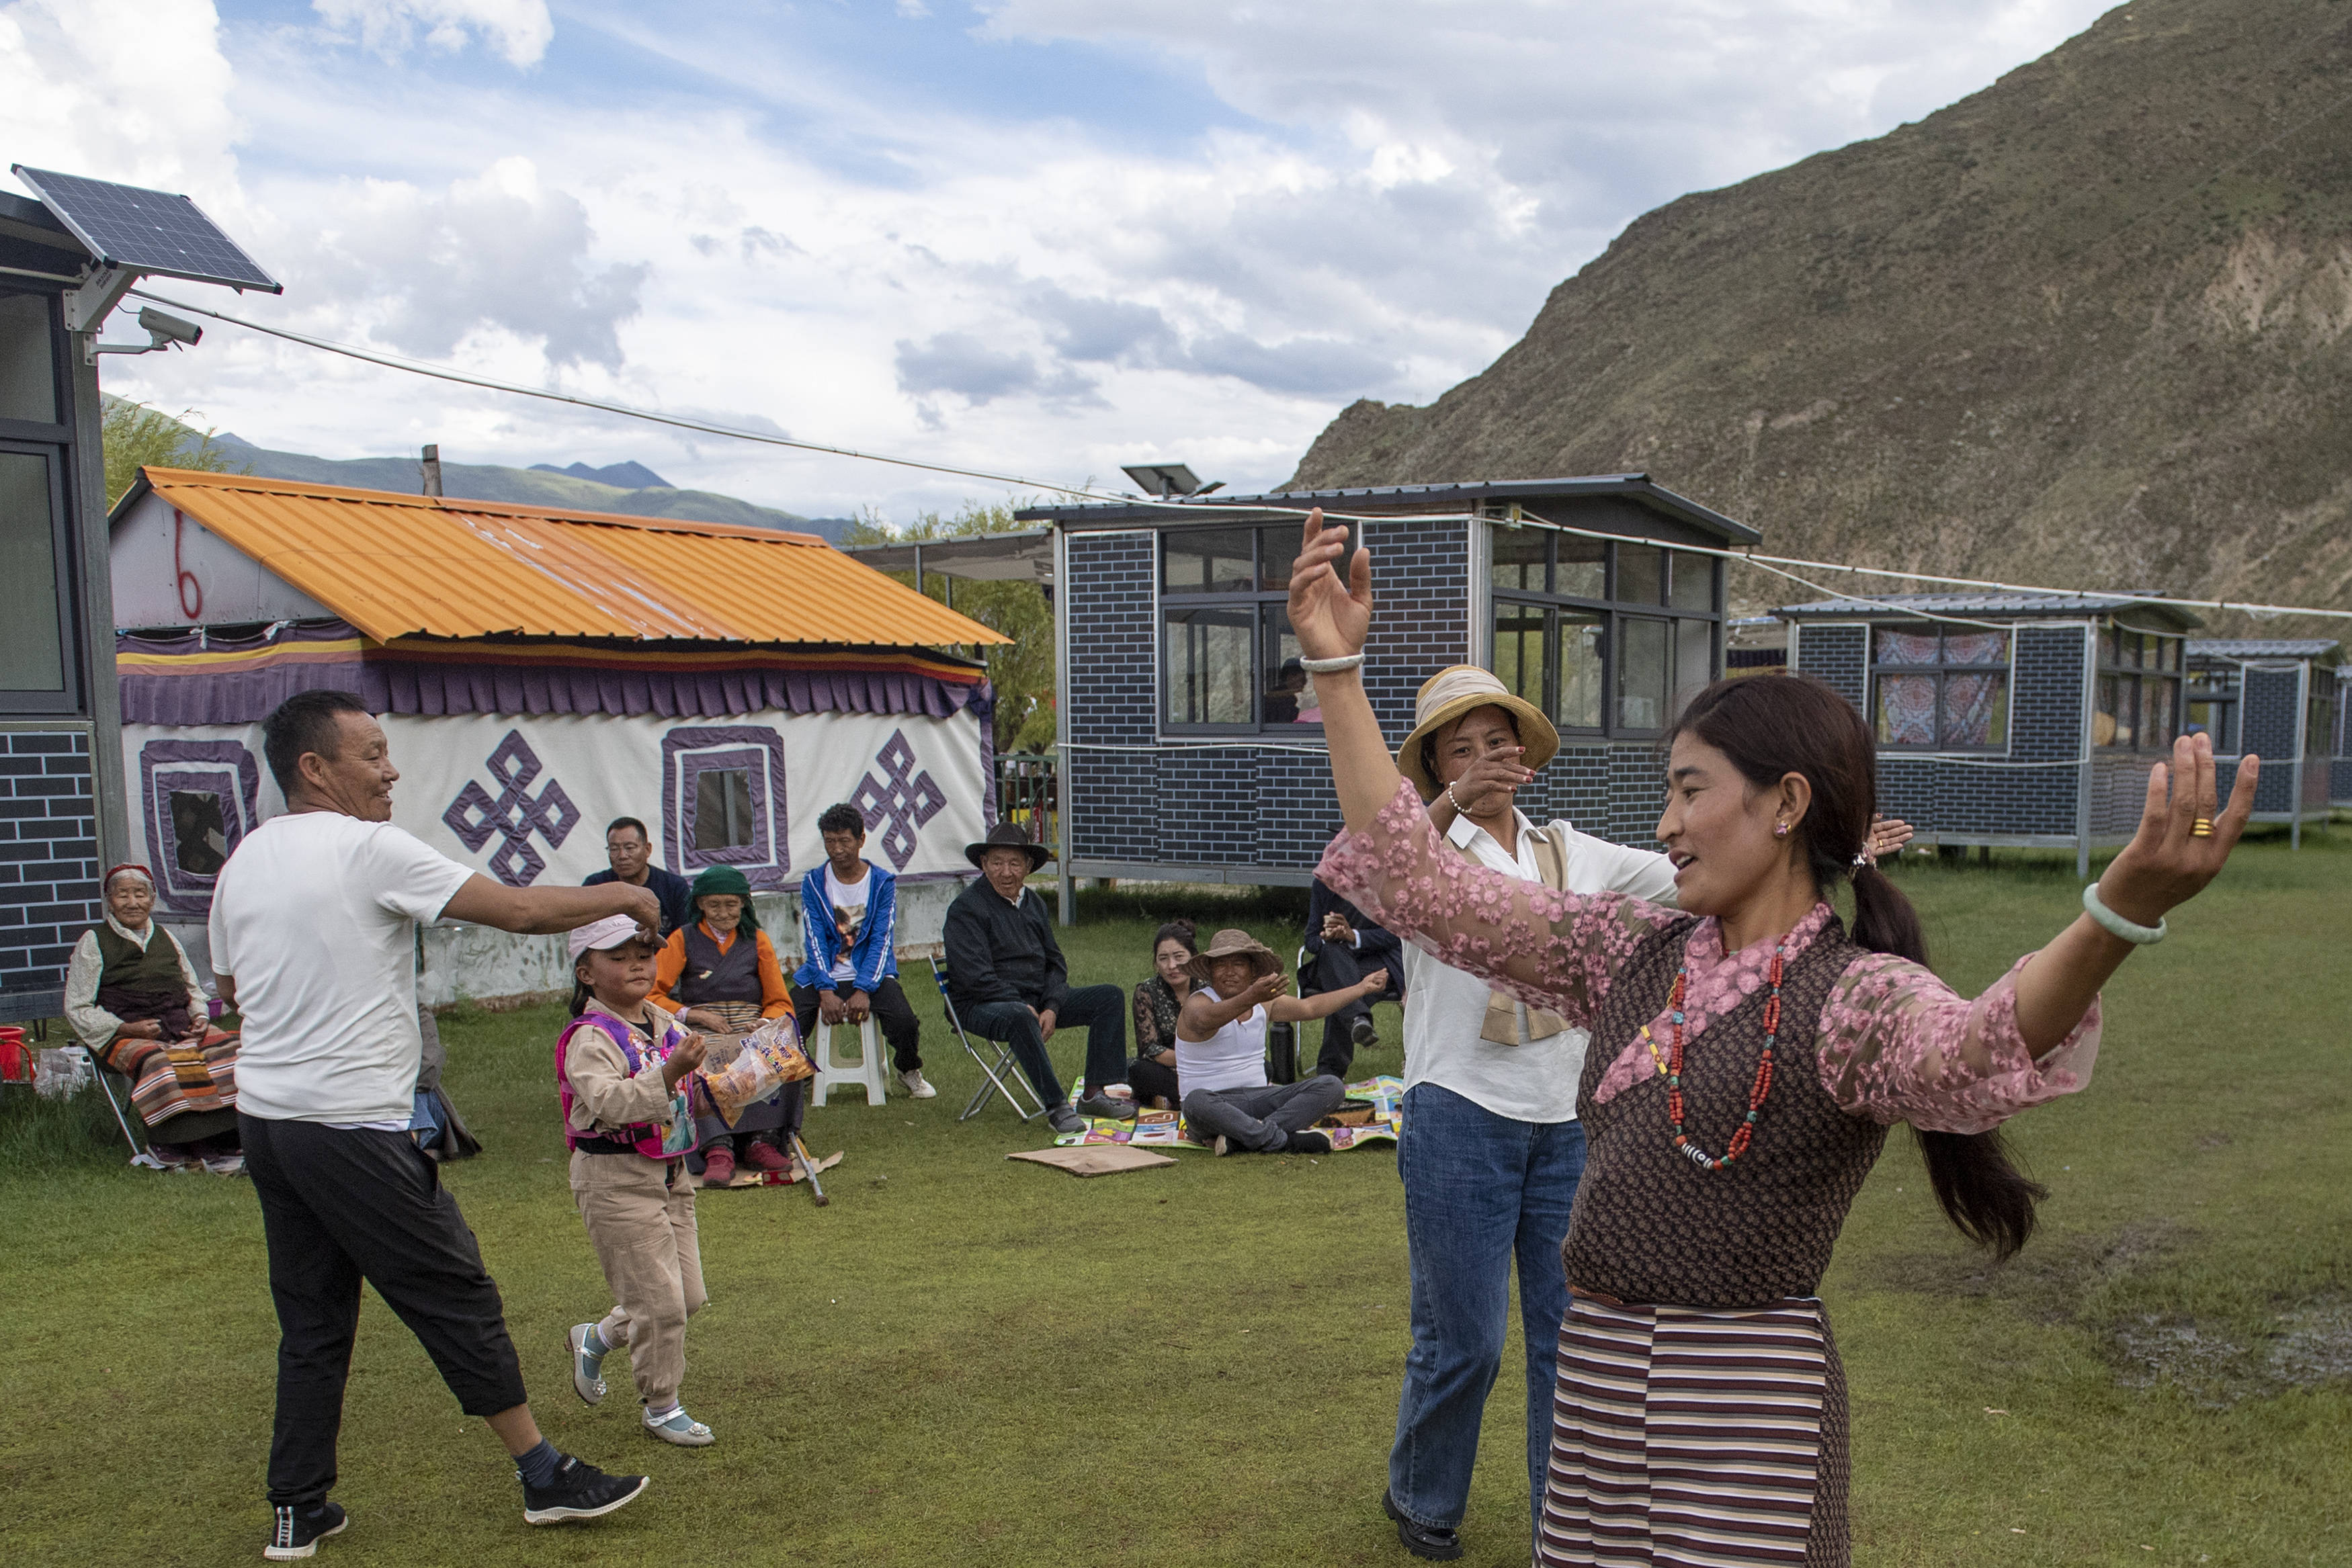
[698,1015,814,1127]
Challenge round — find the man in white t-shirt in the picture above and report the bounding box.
[213,691,665,1559]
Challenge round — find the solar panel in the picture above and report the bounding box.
[10,167,280,293]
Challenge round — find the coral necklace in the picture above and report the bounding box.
[1665,944,1785,1170]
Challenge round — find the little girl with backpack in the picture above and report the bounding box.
[558,915,715,1447]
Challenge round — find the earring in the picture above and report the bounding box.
[1774,823,1790,838]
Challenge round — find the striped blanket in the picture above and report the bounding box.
[1540,1294,1846,1567]
[107,1030,239,1129]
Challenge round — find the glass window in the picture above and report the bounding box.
[1259,603,1320,724]
[1618,617,1669,732]
[1494,602,1546,709]
[1163,607,1253,725]
[1493,528,1546,593]
[1162,528,1255,593]
[0,450,65,694]
[1667,551,1714,613]
[0,295,57,425]
[169,790,229,876]
[1557,613,1605,731]
[1868,624,2010,750]
[2097,629,2183,750]
[1618,543,1663,606]
[1556,536,1605,599]
[693,769,755,850]
[1675,617,1714,705]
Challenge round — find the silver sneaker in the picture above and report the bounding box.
[643,1406,714,1446]
[897,1069,937,1100]
[568,1323,607,1405]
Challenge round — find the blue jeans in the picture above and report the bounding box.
[1388,1082,1587,1537]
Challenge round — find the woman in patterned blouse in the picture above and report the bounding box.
[1128,920,1196,1108]
[1283,509,2259,1567]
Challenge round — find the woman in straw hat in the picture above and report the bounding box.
[1285,509,2257,1567]
[1173,928,1389,1155]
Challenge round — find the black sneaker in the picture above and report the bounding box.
[1288,1130,1333,1155]
[1075,1090,1137,1121]
[263,1501,347,1560]
[1382,1489,1464,1561]
[521,1454,650,1526]
[1351,1016,1378,1049]
[1046,1103,1086,1135]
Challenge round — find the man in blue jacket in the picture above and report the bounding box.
[790,803,930,1098]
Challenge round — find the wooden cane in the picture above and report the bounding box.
[790,1132,829,1207]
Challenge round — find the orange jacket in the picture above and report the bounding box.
[649,922,793,1020]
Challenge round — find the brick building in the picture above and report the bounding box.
[1016,476,1758,909]
[1772,593,2210,873]
[2183,639,2338,845]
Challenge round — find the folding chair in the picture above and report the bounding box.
[925,953,1048,1124]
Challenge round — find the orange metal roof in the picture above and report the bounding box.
[128,467,1011,649]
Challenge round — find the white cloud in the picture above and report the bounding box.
[310,0,552,68]
[11,0,2122,525]
[0,0,239,202]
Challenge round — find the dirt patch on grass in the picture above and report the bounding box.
[1863,1221,2352,1403]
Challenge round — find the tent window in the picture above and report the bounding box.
[693,769,755,850]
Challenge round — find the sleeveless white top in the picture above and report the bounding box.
[1175,985,1269,1095]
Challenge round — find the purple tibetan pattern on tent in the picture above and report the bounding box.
[118,621,993,728]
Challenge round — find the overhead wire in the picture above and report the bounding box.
[130,288,2352,623]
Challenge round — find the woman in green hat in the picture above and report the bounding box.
[650,866,796,1186]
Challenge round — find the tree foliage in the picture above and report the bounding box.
[101,396,245,508]
[843,499,1056,754]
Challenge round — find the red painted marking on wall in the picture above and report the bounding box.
[173,509,204,620]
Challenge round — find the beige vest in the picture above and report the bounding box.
[1449,822,1570,1045]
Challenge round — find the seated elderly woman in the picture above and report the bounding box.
[649,865,798,1187]
[63,864,243,1173]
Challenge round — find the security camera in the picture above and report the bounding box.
[138,307,202,347]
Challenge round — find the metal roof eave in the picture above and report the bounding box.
[1015,474,1763,547]
[835,527,1056,582]
[1771,594,2204,631]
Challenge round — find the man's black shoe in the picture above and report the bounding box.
[521,1454,650,1525]
[263,1501,347,1561]
[1382,1489,1464,1561]
[1288,1129,1334,1155]
[1352,1016,1379,1049]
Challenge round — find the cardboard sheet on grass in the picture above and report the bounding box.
[1046,1076,1406,1153]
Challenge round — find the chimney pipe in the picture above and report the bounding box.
[420,444,443,497]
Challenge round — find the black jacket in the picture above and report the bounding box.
[584,863,694,937]
[1302,878,1406,995]
[942,877,1068,1014]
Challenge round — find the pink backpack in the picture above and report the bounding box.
[555,1007,694,1160]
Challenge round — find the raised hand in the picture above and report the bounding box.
[1862,815,1913,867]
[1245,971,1292,1005]
[664,1031,709,1088]
[1286,508,1371,661]
[1450,746,1534,814]
[2097,732,2258,926]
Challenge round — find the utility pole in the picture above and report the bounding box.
[420,443,443,497]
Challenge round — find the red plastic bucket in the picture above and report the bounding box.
[0,1027,28,1084]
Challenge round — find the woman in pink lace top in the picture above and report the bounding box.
[1285,511,2259,1568]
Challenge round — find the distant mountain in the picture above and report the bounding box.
[530,460,671,489]
[1288,0,2352,632]
[202,429,849,541]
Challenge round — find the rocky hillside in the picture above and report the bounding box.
[1290,0,2352,631]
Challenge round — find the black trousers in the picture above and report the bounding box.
[240,1113,530,1508]
[1303,943,1403,1080]
[1128,1053,1181,1106]
[962,984,1128,1106]
[791,975,921,1072]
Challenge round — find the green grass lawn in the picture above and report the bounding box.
[2,846,2347,1567]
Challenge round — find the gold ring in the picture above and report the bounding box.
[2191,818,2213,838]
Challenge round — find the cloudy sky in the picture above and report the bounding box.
[1,0,2115,523]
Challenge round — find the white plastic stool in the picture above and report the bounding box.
[810,1014,887,1107]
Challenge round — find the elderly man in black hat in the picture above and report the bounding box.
[941,823,1133,1135]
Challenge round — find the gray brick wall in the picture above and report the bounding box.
[2239,666,2301,816]
[0,730,102,996]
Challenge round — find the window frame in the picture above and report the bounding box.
[1157,521,1344,736]
[0,435,80,714]
[1864,623,2015,754]
[1486,525,1723,740]
[2094,624,2185,754]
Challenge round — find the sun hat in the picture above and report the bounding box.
[1396,664,1560,799]
[568,913,654,965]
[964,820,1053,872]
[1185,928,1283,985]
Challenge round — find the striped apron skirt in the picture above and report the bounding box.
[1538,1293,1849,1567]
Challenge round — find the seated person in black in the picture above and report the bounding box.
[1127,919,1197,1110]
[941,824,1132,1137]
[1298,877,1405,1080]
[584,816,694,937]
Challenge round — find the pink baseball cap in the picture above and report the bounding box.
[568,913,654,963]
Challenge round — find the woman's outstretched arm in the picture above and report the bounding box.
[1290,510,1675,1022]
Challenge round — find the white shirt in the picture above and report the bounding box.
[210,811,475,1125]
[1400,809,1679,1124]
[823,863,869,983]
[1175,985,1270,1095]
